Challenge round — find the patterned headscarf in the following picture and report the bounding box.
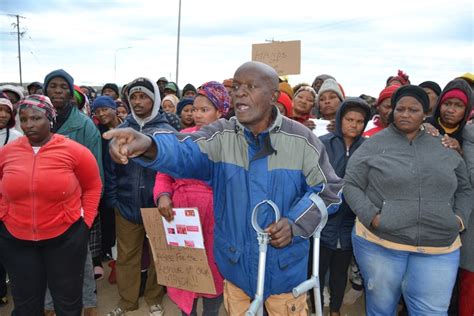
[17,94,57,123]
[197,81,230,117]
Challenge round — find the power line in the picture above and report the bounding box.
[25,34,43,64]
[3,14,26,85]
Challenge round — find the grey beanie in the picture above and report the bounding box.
[316,79,344,104]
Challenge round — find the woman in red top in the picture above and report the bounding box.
[153,81,228,316]
[0,95,102,316]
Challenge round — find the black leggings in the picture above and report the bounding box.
[0,219,89,316]
[0,262,6,298]
[319,246,353,313]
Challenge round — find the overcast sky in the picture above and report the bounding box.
[1,0,472,96]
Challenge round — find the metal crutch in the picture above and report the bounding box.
[292,194,329,316]
[246,200,281,316]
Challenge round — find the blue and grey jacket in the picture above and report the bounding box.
[135,108,343,299]
[319,98,371,250]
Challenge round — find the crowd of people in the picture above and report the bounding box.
[0,64,473,316]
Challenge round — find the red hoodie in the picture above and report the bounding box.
[363,115,386,138]
[0,134,102,241]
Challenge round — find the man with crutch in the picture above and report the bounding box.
[104,61,343,315]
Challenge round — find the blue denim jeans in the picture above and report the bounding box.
[352,230,459,316]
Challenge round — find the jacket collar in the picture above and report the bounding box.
[57,105,83,132]
[234,106,282,135]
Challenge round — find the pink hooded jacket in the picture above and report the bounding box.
[153,126,224,314]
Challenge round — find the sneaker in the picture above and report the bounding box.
[0,296,8,306]
[106,307,127,316]
[343,287,363,305]
[149,304,163,316]
[323,286,330,307]
[94,265,104,280]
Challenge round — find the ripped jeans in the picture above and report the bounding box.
[352,230,459,316]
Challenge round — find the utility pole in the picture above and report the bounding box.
[16,15,22,85]
[175,0,182,85]
[6,14,26,85]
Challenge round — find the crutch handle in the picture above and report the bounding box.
[309,194,329,236]
[292,277,317,297]
[251,200,281,234]
[246,297,263,316]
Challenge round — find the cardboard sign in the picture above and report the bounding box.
[252,40,301,75]
[141,208,217,295]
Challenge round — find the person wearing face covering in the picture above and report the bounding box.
[344,85,473,316]
[104,77,175,316]
[0,95,102,316]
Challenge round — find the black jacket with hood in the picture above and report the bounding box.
[104,79,176,223]
[428,79,473,145]
[319,98,371,250]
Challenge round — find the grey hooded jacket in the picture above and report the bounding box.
[461,124,474,271]
[344,124,473,248]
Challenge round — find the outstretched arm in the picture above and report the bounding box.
[103,128,157,164]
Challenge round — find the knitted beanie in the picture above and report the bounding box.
[128,78,156,103]
[316,79,344,104]
[92,96,117,111]
[177,97,195,116]
[276,92,293,117]
[377,85,400,107]
[391,85,430,114]
[44,69,74,96]
[419,81,442,96]
[102,83,119,96]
